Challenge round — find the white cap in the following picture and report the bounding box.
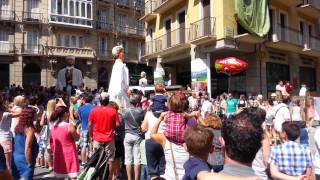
[112,45,124,58]
[271,93,277,97]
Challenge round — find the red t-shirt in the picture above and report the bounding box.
[89,106,119,142]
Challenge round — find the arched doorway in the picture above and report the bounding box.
[98,67,108,89]
[23,63,41,87]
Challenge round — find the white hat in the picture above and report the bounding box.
[271,93,277,97]
[112,45,124,58]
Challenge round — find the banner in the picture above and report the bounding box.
[191,58,208,92]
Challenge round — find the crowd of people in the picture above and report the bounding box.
[0,81,319,180]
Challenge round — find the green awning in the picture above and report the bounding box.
[235,0,270,37]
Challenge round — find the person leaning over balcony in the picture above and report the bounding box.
[56,55,84,96]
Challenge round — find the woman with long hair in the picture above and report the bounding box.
[38,99,56,169]
[50,106,80,180]
[11,107,39,180]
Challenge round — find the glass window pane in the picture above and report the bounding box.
[87,4,91,19]
[63,0,68,15]
[76,2,79,16]
[57,0,62,14]
[70,1,74,16]
[51,0,57,13]
[65,35,70,47]
[79,37,83,48]
[81,3,85,17]
[71,36,76,47]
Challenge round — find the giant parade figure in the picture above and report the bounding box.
[56,55,84,96]
[108,45,130,110]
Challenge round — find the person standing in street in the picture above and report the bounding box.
[88,92,120,180]
[226,93,238,117]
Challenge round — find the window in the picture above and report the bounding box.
[87,4,91,19]
[64,35,70,47]
[0,31,9,42]
[266,62,290,92]
[26,31,38,52]
[71,36,77,47]
[78,37,83,48]
[57,0,62,14]
[119,15,127,32]
[56,34,62,46]
[81,3,85,17]
[76,1,79,16]
[51,0,57,13]
[300,67,316,91]
[70,1,74,16]
[99,37,108,56]
[63,0,68,15]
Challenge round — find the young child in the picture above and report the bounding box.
[151,84,167,116]
[183,125,214,180]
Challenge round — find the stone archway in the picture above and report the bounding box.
[98,67,108,89]
[23,63,41,87]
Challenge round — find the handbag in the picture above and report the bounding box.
[128,109,144,137]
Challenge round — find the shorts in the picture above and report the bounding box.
[124,133,142,165]
[80,130,90,148]
[93,140,115,161]
[0,140,12,153]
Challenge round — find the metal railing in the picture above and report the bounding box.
[23,12,44,22]
[118,25,144,37]
[22,44,44,54]
[97,49,112,59]
[0,42,15,54]
[96,21,113,32]
[0,10,15,21]
[270,24,302,46]
[154,27,188,51]
[189,17,216,41]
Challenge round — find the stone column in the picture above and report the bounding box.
[10,56,23,86]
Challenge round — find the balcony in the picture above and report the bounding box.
[266,24,303,52]
[141,0,157,21]
[298,0,320,18]
[47,46,95,59]
[0,42,15,55]
[145,40,155,56]
[117,26,144,38]
[301,36,320,57]
[153,27,189,56]
[21,44,44,55]
[23,12,45,23]
[0,10,15,21]
[96,21,113,32]
[49,14,93,28]
[153,0,186,14]
[189,17,216,45]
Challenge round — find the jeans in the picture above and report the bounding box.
[140,164,150,180]
[145,139,165,177]
[316,174,320,180]
[300,128,309,145]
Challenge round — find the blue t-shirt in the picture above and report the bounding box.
[152,94,167,112]
[78,104,95,131]
[183,157,212,180]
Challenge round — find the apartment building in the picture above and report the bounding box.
[142,0,320,97]
[0,0,150,89]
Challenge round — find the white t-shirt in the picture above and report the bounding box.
[273,103,290,132]
[314,127,320,175]
[201,100,213,117]
[144,111,158,139]
[276,84,285,92]
[299,87,307,97]
[0,112,12,140]
[291,106,302,121]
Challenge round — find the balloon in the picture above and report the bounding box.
[215,57,248,76]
